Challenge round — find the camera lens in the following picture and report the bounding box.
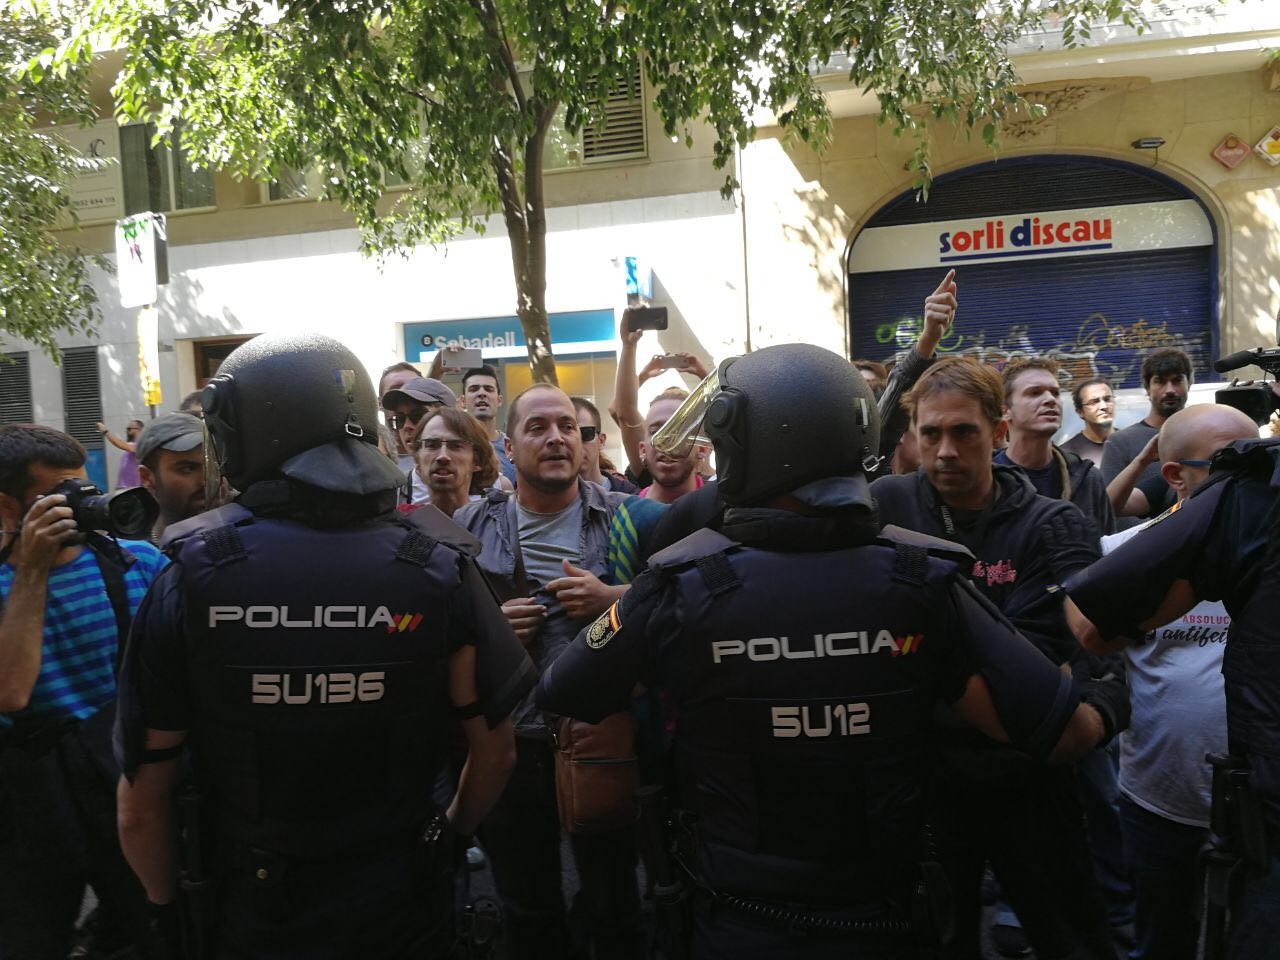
[45,478,157,541]
[105,489,157,540]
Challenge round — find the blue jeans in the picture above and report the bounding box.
[1117,795,1205,960]
[1227,855,1280,960]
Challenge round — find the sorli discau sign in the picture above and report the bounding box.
[849,199,1212,273]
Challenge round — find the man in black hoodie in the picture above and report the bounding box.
[996,358,1114,540]
[870,356,1120,960]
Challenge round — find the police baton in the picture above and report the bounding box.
[178,784,211,960]
[636,784,690,960]
[1202,753,1247,960]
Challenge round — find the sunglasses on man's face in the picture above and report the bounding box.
[579,425,599,443]
[387,407,432,430]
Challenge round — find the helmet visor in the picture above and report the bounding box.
[652,367,721,459]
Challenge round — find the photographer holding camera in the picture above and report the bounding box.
[0,424,167,960]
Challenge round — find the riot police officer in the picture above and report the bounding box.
[1066,436,1280,959]
[114,333,534,959]
[537,342,1126,958]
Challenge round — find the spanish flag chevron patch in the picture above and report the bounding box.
[586,601,622,649]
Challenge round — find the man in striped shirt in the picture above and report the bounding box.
[0,424,166,960]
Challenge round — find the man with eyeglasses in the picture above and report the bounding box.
[410,408,502,518]
[1061,379,1116,468]
[1067,403,1266,960]
[381,377,458,505]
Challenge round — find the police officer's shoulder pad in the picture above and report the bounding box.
[877,523,975,565]
[404,504,482,558]
[647,528,739,570]
[161,503,254,553]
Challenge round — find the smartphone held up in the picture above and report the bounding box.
[627,306,668,331]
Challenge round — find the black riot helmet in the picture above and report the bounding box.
[201,333,404,496]
[658,343,879,508]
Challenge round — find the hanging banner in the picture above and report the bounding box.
[115,212,168,308]
[137,305,163,407]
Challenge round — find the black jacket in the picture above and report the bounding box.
[870,464,1100,664]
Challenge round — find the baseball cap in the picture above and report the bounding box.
[381,377,458,409]
[135,412,205,465]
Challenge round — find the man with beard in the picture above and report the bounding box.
[1060,379,1116,468]
[97,419,144,490]
[382,377,458,506]
[0,425,166,960]
[451,384,659,959]
[637,387,708,504]
[410,408,502,518]
[1101,348,1192,519]
[135,413,208,542]
[461,365,517,486]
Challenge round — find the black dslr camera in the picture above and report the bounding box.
[49,478,157,541]
[1213,347,1280,427]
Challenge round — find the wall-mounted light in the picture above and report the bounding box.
[1131,137,1166,150]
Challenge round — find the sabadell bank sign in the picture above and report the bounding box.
[849,200,1212,273]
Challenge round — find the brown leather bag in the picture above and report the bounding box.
[552,711,640,834]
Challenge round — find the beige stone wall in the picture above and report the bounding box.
[744,66,1280,358]
[60,90,730,255]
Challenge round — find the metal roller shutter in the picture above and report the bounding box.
[850,247,1214,390]
[848,158,1217,389]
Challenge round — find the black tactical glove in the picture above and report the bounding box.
[420,813,470,880]
[1078,673,1131,745]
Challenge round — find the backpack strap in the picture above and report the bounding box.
[93,546,136,672]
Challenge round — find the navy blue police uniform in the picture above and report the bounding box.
[116,501,534,959]
[1066,437,1280,958]
[539,508,1085,959]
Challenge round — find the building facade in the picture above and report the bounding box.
[4,1,1279,487]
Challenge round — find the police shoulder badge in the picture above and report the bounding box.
[586,602,622,649]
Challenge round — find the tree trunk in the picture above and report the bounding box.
[491,114,559,386]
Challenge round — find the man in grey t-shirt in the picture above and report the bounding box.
[451,384,644,960]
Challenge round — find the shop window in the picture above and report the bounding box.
[0,352,33,425]
[120,121,215,215]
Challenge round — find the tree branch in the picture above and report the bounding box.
[393,81,442,110]
[468,0,525,114]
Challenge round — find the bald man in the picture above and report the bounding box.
[1079,404,1258,960]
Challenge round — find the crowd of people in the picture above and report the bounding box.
[1,275,1278,960]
